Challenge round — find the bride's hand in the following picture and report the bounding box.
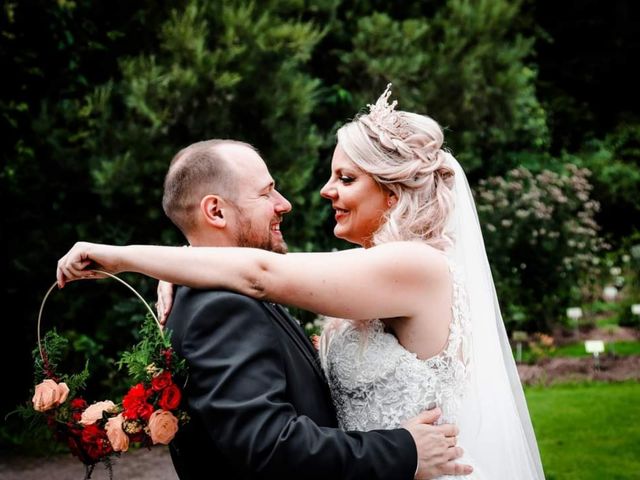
[156,280,175,325]
[56,241,123,288]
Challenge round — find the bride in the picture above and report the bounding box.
[57,85,544,479]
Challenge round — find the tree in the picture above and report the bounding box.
[320,0,548,178]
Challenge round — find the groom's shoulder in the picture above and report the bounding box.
[175,287,268,317]
[173,288,281,347]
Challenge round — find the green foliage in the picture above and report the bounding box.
[333,0,548,175]
[569,122,640,239]
[476,164,608,332]
[32,330,67,384]
[117,315,187,384]
[612,234,640,328]
[580,233,640,329]
[32,330,90,397]
[12,328,90,442]
[74,0,329,249]
[617,300,640,328]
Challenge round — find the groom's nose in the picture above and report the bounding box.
[273,189,292,214]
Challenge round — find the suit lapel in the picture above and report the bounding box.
[263,302,326,384]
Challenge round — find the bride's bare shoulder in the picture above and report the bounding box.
[370,241,449,280]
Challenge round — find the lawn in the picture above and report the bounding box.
[516,341,640,363]
[525,382,640,479]
[553,341,640,357]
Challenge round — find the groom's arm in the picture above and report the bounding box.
[180,290,417,480]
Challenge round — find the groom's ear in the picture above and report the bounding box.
[200,195,227,229]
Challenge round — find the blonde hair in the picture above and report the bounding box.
[337,108,455,250]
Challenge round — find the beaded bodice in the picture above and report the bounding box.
[319,263,471,431]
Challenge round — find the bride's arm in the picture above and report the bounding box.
[57,241,447,320]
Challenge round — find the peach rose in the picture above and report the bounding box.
[105,414,129,452]
[80,400,116,426]
[147,409,179,445]
[32,379,70,412]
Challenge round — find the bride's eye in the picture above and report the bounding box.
[340,176,355,184]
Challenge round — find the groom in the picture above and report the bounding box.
[161,139,471,479]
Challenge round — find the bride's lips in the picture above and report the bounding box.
[333,207,349,221]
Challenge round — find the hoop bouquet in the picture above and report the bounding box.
[22,271,189,479]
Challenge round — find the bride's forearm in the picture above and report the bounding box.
[117,245,273,299]
[57,241,279,299]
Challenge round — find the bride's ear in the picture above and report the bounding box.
[387,191,397,208]
[200,195,227,228]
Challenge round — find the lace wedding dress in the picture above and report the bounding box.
[319,263,485,479]
[317,153,544,480]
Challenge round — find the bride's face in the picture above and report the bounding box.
[320,146,391,247]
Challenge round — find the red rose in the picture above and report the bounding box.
[122,383,152,420]
[158,384,181,410]
[151,371,172,391]
[71,398,88,409]
[138,402,155,421]
[80,424,113,461]
[70,398,88,422]
[67,432,95,465]
[123,401,154,421]
[123,383,149,405]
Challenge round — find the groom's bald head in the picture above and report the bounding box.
[162,139,256,236]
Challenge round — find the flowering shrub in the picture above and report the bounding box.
[23,315,188,478]
[527,332,556,363]
[476,164,608,333]
[605,234,640,328]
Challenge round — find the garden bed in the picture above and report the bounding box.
[517,355,640,385]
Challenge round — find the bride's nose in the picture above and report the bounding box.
[320,179,336,200]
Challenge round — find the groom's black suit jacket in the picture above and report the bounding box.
[166,287,417,479]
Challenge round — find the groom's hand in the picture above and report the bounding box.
[402,408,473,479]
[156,280,175,326]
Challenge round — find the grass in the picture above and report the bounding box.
[554,340,640,357]
[515,340,640,363]
[595,316,620,328]
[525,382,640,479]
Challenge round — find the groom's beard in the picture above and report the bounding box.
[232,209,288,254]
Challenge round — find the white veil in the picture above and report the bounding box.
[445,153,545,479]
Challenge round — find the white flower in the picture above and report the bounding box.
[566,307,583,320]
[602,286,618,302]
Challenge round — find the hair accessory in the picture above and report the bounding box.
[366,84,397,121]
[364,83,411,140]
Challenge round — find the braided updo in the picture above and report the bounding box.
[336,97,455,250]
